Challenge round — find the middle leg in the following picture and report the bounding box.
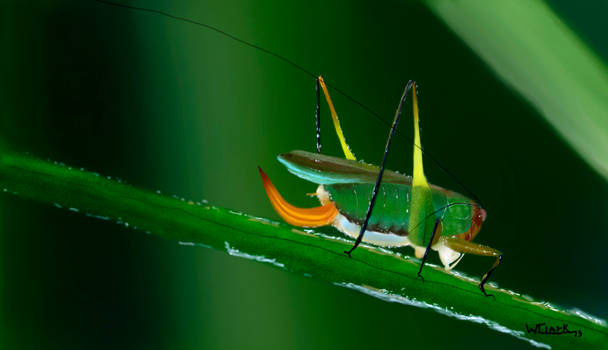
[344,80,415,256]
[417,217,442,282]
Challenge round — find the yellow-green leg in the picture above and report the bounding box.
[317,76,357,160]
[441,236,503,297]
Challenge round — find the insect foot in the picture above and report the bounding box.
[417,273,425,283]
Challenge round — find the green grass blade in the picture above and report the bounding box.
[425,0,608,180]
[0,152,606,349]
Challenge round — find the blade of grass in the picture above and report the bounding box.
[0,152,606,349]
[425,0,608,180]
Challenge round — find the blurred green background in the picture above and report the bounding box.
[1,0,607,348]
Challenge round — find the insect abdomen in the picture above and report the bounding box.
[325,182,475,237]
[325,183,414,236]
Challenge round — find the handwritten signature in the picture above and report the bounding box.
[525,322,582,338]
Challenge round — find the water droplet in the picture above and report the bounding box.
[84,213,110,221]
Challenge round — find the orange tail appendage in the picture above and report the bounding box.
[258,167,338,227]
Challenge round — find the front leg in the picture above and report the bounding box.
[441,236,503,297]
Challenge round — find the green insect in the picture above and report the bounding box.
[259,77,502,297]
[96,0,502,296]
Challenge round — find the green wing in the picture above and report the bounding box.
[277,150,413,185]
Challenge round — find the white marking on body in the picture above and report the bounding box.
[333,214,410,248]
[434,238,465,270]
[315,185,331,205]
[317,185,464,270]
[382,186,386,209]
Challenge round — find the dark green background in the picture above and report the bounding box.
[1,0,606,348]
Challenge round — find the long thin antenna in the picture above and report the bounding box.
[94,0,483,205]
[315,78,322,153]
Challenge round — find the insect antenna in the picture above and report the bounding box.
[95,0,483,205]
[315,78,322,153]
